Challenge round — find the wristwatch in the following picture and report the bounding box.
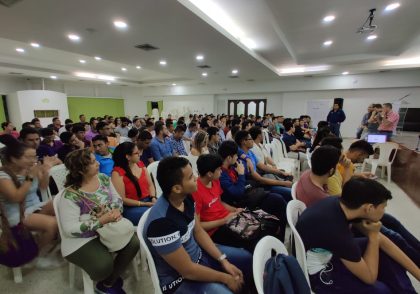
[218,253,227,262]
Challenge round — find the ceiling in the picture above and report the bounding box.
[0,0,419,88]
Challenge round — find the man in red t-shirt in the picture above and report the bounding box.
[193,154,261,252]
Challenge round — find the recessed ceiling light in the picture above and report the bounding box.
[121,67,127,71]
[16,48,25,53]
[75,72,115,81]
[196,55,204,61]
[136,65,141,69]
[342,71,349,75]
[30,42,40,48]
[385,2,400,11]
[202,72,208,77]
[50,75,57,79]
[106,81,111,85]
[113,20,128,29]
[384,56,420,66]
[172,83,177,86]
[367,35,377,41]
[241,38,257,49]
[323,40,333,46]
[231,69,239,75]
[159,60,167,66]
[94,56,102,61]
[68,34,80,41]
[323,15,336,23]
[79,59,86,64]
[279,65,329,74]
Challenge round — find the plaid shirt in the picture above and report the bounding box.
[169,135,188,156]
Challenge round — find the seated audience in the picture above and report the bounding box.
[168,125,188,156]
[226,118,240,141]
[1,121,19,138]
[296,178,420,293]
[206,127,220,155]
[190,130,209,156]
[19,128,61,166]
[72,123,92,147]
[31,118,43,131]
[58,149,139,293]
[37,128,64,159]
[85,117,99,141]
[138,130,154,167]
[92,135,115,177]
[143,156,252,293]
[310,126,333,152]
[282,120,306,154]
[57,131,84,162]
[150,122,173,160]
[111,142,156,225]
[114,117,130,137]
[0,134,62,268]
[97,121,119,147]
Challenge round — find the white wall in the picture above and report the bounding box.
[7,90,68,128]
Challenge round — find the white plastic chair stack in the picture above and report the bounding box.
[147,161,162,197]
[361,142,398,183]
[262,129,271,145]
[270,139,299,176]
[253,236,289,294]
[137,210,163,294]
[286,200,311,286]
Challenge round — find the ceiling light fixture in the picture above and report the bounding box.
[30,42,40,48]
[279,65,329,74]
[196,55,204,61]
[323,40,333,46]
[172,83,177,86]
[113,20,128,29]
[94,56,102,61]
[68,34,80,41]
[136,65,142,69]
[367,34,377,41]
[342,71,349,75]
[385,2,400,11]
[231,69,239,75]
[106,82,111,85]
[16,48,25,53]
[384,57,420,66]
[323,15,336,23]
[121,67,127,71]
[240,38,257,50]
[79,59,86,64]
[50,75,57,79]
[75,72,115,81]
[202,72,208,77]
[159,60,167,66]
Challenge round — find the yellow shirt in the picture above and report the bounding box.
[337,161,354,179]
[327,170,343,196]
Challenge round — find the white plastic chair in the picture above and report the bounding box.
[182,139,191,155]
[262,129,270,145]
[306,149,312,169]
[253,236,288,294]
[180,155,198,176]
[147,161,162,197]
[270,140,298,175]
[291,182,298,200]
[137,209,163,294]
[49,164,68,192]
[286,200,310,286]
[362,142,398,183]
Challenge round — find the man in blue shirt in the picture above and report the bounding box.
[168,126,188,156]
[150,122,173,160]
[138,130,154,167]
[92,135,115,176]
[143,156,252,293]
[327,103,346,137]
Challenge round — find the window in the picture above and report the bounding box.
[34,110,59,118]
[227,99,267,116]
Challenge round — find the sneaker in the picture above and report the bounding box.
[95,281,126,294]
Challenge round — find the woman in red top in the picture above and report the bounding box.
[111,142,156,225]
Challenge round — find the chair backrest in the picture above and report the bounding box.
[52,190,66,239]
[272,138,288,158]
[286,200,310,285]
[291,182,298,200]
[270,141,284,164]
[147,161,162,197]
[253,236,288,294]
[377,142,399,165]
[182,140,191,155]
[50,164,69,192]
[262,129,270,145]
[180,155,198,176]
[306,149,312,169]
[137,210,163,294]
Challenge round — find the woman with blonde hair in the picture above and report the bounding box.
[190,130,209,156]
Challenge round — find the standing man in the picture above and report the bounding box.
[378,103,400,141]
[357,104,373,139]
[327,103,346,137]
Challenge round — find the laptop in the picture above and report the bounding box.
[367,134,387,144]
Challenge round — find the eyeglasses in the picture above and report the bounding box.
[131,151,140,156]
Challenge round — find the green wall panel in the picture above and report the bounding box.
[0,96,6,124]
[67,97,125,122]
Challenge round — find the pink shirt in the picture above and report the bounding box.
[378,110,399,131]
[296,170,329,207]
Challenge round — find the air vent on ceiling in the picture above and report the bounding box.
[197,65,211,69]
[0,0,22,7]
[135,43,159,51]
[9,72,23,75]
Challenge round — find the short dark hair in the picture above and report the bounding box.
[174,125,185,133]
[188,122,197,129]
[157,156,191,196]
[96,121,109,132]
[19,127,39,140]
[207,127,219,140]
[52,117,60,123]
[146,120,154,128]
[311,146,341,176]
[72,123,85,133]
[249,126,262,140]
[341,177,392,209]
[234,130,250,146]
[65,119,73,125]
[241,120,252,130]
[383,103,392,109]
[284,120,294,131]
[139,130,152,141]
[60,132,74,144]
[1,121,11,130]
[320,137,343,151]
[154,122,164,135]
[165,119,173,128]
[132,117,140,124]
[40,128,54,137]
[349,140,374,155]
[79,114,85,119]
[92,135,108,143]
[21,122,33,129]
[218,140,238,159]
[317,121,329,129]
[31,118,40,124]
[197,154,223,176]
[128,128,139,139]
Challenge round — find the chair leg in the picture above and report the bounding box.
[69,263,75,289]
[387,165,391,183]
[141,247,148,272]
[132,259,140,281]
[12,267,23,283]
[381,166,386,179]
[370,162,378,177]
[82,269,95,294]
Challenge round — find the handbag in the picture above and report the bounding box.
[0,168,39,267]
[67,186,134,252]
[241,178,268,209]
[226,208,281,241]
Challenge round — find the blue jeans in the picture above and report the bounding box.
[329,123,341,137]
[175,244,253,294]
[122,197,152,225]
[266,186,292,202]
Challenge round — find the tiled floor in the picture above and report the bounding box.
[1,141,419,293]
